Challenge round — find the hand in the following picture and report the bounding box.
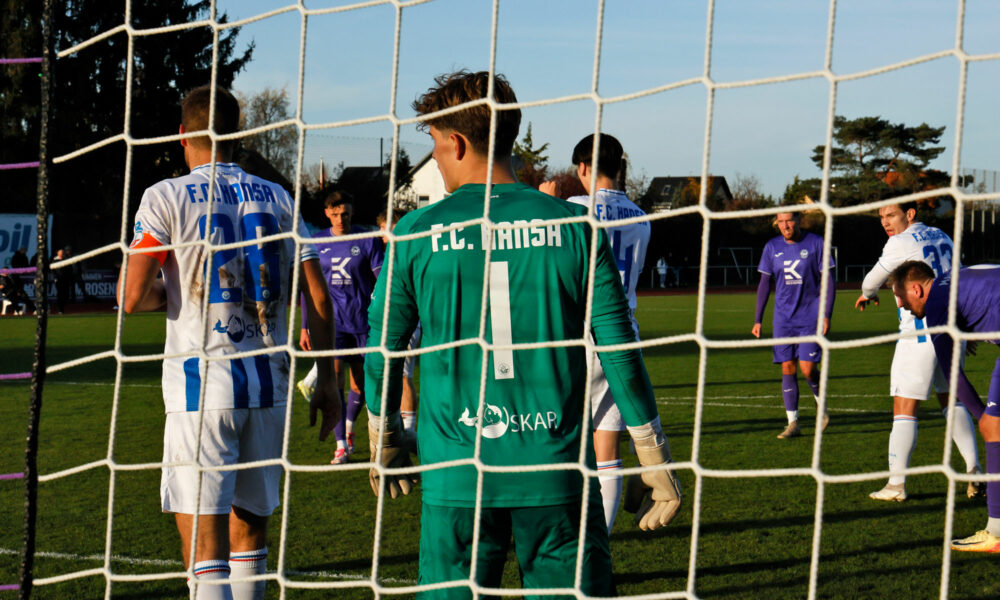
[309,376,340,442]
[539,180,560,198]
[368,412,419,499]
[623,428,682,531]
[299,328,311,351]
[751,323,762,339]
[855,294,878,311]
[823,317,830,336]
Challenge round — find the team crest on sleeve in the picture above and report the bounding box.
[350,245,361,256]
[130,221,145,248]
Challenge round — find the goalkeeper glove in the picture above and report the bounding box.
[367,410,419,499]
[623,421,682,531]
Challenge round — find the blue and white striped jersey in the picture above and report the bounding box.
[131,162,317,413]
[566,189,650,331]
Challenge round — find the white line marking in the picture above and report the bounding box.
[657,395,882,414]
[0,548,417,584]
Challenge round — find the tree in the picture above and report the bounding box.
[237,86,297,181]
[512,122,549,187]
[788,115,949,207]
[2,1,252,264]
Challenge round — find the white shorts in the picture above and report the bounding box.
[589,353,624,432]
[403,324,422,379]
[161,406,285,516]
[890,339,963,401]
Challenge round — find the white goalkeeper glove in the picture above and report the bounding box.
[368,410,419,499]
[623,420,682,531]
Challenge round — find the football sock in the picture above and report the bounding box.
[596,459,623,533]
[805,373,821,400]
[887,415,918,486]
[402,411,417,431]
[229,547,267,600]
[785,410,798,424]
[987,442,1000,532]
[191,559,233,600]
[334,392,348,443]
[782,374,799,413]
[346,389,364,432]
[302,363,317,388]
[945,406,980,472]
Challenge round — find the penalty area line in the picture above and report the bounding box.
[0,548,417,585]
[657,395,881,414]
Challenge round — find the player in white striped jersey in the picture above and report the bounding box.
[545,133,651,532]
[119,85,339,600]
[855,201,982,502]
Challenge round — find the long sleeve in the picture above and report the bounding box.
[589,230,658,428]
[932,331,985,419]
[861,264,889,300]
[825,268,836,319]
[755,272,771,324]
[364,227,419,417]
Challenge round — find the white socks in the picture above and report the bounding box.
[190,560,233,600]
[785,410,798,424]
[597,459,623,533]
[945,406,981,473]
[887,415,918,486]
[229,547,267,600]
[303,363,318,388]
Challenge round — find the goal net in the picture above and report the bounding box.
[6,1,1000,599]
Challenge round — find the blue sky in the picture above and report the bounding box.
[217,0,1000,198]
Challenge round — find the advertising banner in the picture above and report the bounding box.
[0,213,52,267]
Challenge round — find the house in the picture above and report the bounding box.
[395,152,447,208]
[643,176,733,212]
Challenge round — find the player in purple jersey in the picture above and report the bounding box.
[890,260,1000,552]
[298,192,385,464]
[753,212,834,439]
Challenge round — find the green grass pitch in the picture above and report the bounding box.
[1,291,998,599]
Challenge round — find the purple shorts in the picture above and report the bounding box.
[336,330,369,364]
[772,321,821,364]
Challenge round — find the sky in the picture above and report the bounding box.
[215,0,1000,198]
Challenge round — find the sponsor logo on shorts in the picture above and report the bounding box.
[457,404,558,439]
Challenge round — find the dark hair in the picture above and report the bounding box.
[888,260,936,287]
[898,200,918,214]
[571,133,625,183]
[181,85,240,154]
[376,208,408,226]
[323,190,354,209]
[412,70,521,157]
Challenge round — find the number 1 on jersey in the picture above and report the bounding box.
[489,261,514,380]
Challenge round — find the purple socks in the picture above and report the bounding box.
[782,374,799,411]
[987,442,1000,519]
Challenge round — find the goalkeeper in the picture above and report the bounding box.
[364,70,681,599]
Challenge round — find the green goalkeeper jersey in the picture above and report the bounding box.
[365,182,658,508]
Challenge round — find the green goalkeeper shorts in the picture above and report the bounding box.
[417,498,615,599]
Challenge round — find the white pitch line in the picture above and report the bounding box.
[657,395,882,414]
[0,548,417,584]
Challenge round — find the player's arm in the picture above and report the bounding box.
[298,291,311,351]
[823,265,835,335]
[589,229,680,531]
[931,330,985,420]
[752,271,771,338]
[300,258,340,440]
[364,218,420,498]
[117,251,166,313]
[857,239,902,310]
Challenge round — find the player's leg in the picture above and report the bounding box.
[163,410,245,600]
[228,405,284,599]
[590,354,624,532]
[331,356,350,464]
[344,356,366,452]
[510,494,615,598]
[931,346,984,498]
[797,353,829,431]
[953,358,1000,552]
[416,504,510,599]
[401,325,422,441]
[777,355,801,439]
[870,394,918,502]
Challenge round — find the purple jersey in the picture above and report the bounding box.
[926,266,1000,375]
[304,225,384,334]
[757,232,833,328]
